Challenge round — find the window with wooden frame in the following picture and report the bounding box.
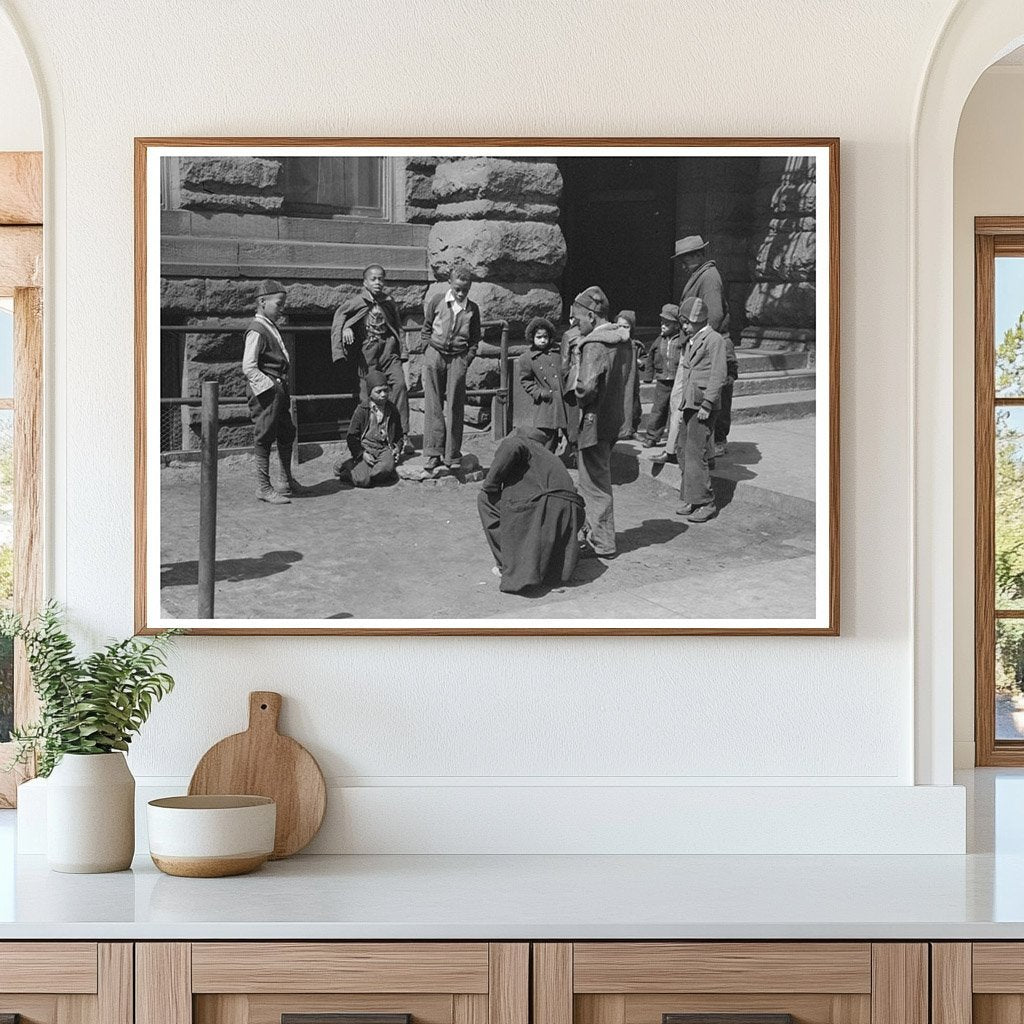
[0,151,44,806]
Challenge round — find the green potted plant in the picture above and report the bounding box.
[2,602,179,873]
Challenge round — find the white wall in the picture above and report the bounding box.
[0,0,978,852]
[952,65,1024,767]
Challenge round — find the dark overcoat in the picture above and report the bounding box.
[478,430,585,594]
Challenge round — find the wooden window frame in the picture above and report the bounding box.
[0,151,44,806]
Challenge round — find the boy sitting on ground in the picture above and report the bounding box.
[344,370,404,488]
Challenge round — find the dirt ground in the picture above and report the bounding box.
[159,426,817,622]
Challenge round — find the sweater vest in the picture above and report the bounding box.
[246,318,289,381]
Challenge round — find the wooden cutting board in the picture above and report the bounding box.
[188,691,326,859]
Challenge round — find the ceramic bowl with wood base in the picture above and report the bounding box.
[147,795,276,877]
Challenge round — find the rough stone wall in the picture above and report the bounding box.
[178,156,286,212]
[743,156,817,350]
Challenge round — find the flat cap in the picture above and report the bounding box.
[659,303,681,323]
[257,278,287,297]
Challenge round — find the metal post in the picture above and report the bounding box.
[197,380,218,619]
[290,395,300,475]
[493,320,510,440]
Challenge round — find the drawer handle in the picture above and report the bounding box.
[283,1016,411,1024]
[664,1016,795,1024]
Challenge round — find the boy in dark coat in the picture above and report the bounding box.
[615,310,643,438]
[242,279,305,504]
[331,265,411,449]
[345,370,404,488]
[516,316,569,452]
[478,426,585,594]
[642,303,683,447]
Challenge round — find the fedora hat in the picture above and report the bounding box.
[672,235,709,259]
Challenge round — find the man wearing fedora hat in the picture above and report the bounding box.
[572,285,634,558]
[242,279,306,504]
[672,295,728,523]
[672,234,728,334]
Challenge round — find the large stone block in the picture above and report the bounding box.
[406,170,436,206]
[181,156,283,191]
[466,357,500,391]
[184,330,244,363]
[745,282,816,328]
[428,221,566,282]
[178,157,285,214]
[422,280,562,335]
[432,158,562,204]
[432,199,560,223]
[182,404,252,452]
[183,359,249,400]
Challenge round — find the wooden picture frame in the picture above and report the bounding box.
[135,137,839,636]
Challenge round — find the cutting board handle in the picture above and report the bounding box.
[248,691,282,734]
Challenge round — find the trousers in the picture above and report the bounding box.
[350,447,396,488]
[644,379,674,442]
[577,439,616,555]
[422,346,468,462]
[677,408,718,507]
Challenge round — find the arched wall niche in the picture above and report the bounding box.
[914,0,1024,785]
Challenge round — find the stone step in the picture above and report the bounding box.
[733,368,816,396]
[639,368,815,403]
[638,389,816,428]
[735,349,810,372]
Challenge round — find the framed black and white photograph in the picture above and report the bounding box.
[135,138,839,635]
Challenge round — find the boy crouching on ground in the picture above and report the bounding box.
[242,279,306,504]
[516,316,571,453]
[345,369,404,488]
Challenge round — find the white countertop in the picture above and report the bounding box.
[1,769,1022,941]
[0,849,1023,940]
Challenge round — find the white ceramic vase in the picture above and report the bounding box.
[46,752,135,873]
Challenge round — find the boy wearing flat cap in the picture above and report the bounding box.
[242,279,305,504]
[573,285,635,558]
[615,310,643,439]
[672,295,728,523]
[643,303,683,448]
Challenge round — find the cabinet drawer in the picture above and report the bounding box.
[0,943,130,1024]
[139,943,528,1024]
[0,942,99,994]
[534,944,926,1024]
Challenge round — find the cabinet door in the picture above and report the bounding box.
[0,943,131,1024]
[533,944,928,1024]
[942,943,1024,1024]
[137,943,528,1024]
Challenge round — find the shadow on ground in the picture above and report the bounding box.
[161,549,303,587]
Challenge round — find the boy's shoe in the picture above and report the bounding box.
[258,488,290,505]
[651,451,677,465]
[675,502,695,516]
[402,440,417,457]
[423,456,441,471]
[687,503,718,523]
[642,436,659,448]
[445,453,463,469]
[713,442,728,457]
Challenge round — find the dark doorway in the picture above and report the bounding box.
[558,157,677,328]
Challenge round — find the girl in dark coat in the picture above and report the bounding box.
[478,427,585,594]
[516,316,570,452]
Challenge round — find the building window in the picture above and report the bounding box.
[281,156,387,218]
[976,219,1024,764]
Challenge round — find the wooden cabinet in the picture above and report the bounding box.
[0,943,132,1024]
[932,943,1024,1024]
[136,944,528,1024]
[532,944,929,1024]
